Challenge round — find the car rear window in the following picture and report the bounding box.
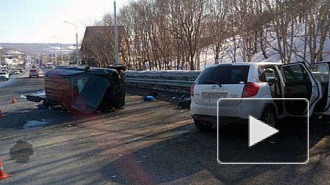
[30,70,37,72]
[196,65,250,85]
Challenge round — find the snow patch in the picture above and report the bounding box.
[32,90,45,97]
[21,90,45,100]
[23,119,49,129]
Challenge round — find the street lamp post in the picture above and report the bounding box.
[64,21,79,65]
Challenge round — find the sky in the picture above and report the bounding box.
[0,0,129,44]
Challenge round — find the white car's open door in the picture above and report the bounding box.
[281,63,322,116]
[310,63,330,113]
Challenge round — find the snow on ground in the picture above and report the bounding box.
[20,90,45,99]
[33,90,45,97]
[23,119,49,129]
[199,22,330,70]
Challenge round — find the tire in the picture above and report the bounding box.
[29,76,31,78]
[194,119,212,132]
[37,75,39,78]
[261,107,276,127]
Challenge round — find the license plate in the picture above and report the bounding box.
[203,92,228,99]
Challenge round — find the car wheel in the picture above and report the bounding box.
[261,107,276,127]
[29,76,31,78]
[37,75,39,78]
[194,119,212,132]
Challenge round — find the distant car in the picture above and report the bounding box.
[29,69,39,78]
[14,70,21,75]
[0,71,9,81]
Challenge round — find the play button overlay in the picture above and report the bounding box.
[249,116,279,147]
[217,98,309,164]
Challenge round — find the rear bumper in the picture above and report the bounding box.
[191,99,272,123]
[192,115,248,125]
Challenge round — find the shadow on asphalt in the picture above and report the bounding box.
[101,120,330,185]
[0,97,173,130]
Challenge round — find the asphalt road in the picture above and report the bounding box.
[0,76,330,185]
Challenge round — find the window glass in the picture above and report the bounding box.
[197,66,249,85]
[310,64,329,83]
[258,66,276,82]
[282,65,310,83]
[71,75,90,94]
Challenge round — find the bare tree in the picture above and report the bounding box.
[168,0,205,70]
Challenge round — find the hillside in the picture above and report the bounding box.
[0,43,75,55]
[200,22,330,69]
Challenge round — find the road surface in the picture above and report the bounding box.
[0,75,330,185]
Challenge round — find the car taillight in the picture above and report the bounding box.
[190,83,195,97]
[242,82,259,98]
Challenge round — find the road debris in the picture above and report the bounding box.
[143,96,154,102]
[178,97,191,109]
[11,96,17,104]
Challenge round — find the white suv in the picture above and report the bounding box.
[190,62,328,131]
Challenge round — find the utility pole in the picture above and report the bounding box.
[114,0,119,65]
[76,31,79,65]
[52,36,64,65]
[60,44,63,65]
[64,21,79,65]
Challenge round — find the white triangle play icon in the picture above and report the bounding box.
[249,116,279,147]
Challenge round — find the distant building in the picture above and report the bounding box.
[80,26,125,67]
[40,54,48,66]
[49,53,56,64]
[4,54,14,65]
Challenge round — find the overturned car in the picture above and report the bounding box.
[27,65,126,114]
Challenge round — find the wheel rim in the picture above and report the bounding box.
[264,111,275,126]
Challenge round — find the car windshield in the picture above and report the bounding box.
[196,65,250,85]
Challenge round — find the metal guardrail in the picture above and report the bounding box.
[126,78,194,88]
